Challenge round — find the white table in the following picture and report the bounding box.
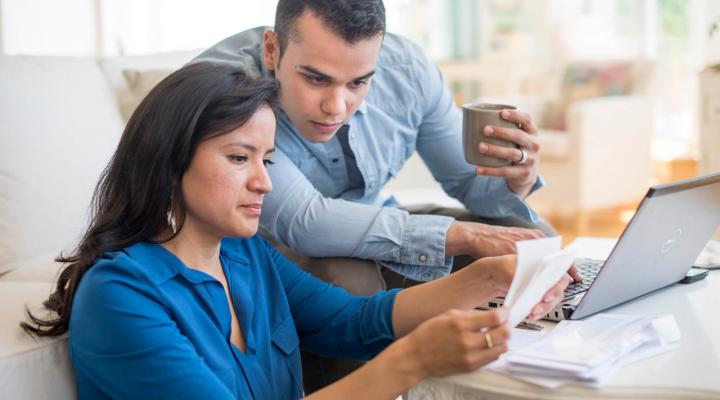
[409,237,720,399]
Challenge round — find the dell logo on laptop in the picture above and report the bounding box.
[661,229,683,254]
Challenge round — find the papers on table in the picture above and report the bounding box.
[488,314,681,388]
[504,236,575,327]
[484,237,682,388]
[695,239,720,269]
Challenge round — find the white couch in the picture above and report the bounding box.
[0,51,199,399]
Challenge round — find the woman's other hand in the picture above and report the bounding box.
[400,308,510,379]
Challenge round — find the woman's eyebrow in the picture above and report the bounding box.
[222,142,275,154]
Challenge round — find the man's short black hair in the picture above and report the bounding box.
[274,0,386,56]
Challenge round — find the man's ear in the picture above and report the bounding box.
[263,30,280,71]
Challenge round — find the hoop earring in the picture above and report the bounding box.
[166,208,177,234]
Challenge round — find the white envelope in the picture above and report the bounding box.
[504,237,575,328]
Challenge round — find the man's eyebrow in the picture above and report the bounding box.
[222,142,276,154]
[297,65,375,82]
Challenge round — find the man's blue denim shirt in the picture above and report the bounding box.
[195,27,543,282]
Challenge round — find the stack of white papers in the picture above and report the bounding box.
[485,237,682,388]
[488,314,681,388]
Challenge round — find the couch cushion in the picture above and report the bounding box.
[0,56,124,273]
[0,281,75,400]
[0,253,62,283]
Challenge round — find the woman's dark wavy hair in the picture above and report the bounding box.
[21,62,279,337]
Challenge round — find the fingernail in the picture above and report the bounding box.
[476,167,484,174]
[502,110,511,118]
[478,143,488,152]
[484,126,493,135]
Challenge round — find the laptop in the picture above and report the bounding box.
[482,172,720,321]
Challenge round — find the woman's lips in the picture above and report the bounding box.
[311,121,341,133]
[240,203,262,216]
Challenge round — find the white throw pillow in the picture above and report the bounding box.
[120,68,175,120]
[0,56,124,273]
[100,50,201,121]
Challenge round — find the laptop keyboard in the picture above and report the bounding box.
[563,258,604,300]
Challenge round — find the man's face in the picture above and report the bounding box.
[263,11,383,143]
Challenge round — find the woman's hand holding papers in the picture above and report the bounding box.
[362,252,573,398]
[343,308,511,398]
[397,309,510,378]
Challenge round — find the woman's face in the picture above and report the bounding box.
[180,104,276,240]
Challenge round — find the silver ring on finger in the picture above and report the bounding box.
[514,148,528,165]
[484,332,494,349]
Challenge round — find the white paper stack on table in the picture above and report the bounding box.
[489,314,681,388]
[487,237,682,388]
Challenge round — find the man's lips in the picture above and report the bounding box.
[311,121,342,133]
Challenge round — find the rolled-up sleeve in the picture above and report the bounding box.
[270,243,400,360]
[261,148,453,281]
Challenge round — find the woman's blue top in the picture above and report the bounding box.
[69,236,399,399]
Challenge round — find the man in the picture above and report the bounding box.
[195,0,563,392]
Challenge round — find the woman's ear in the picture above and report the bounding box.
[263,30,280,72]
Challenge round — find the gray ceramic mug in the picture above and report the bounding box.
[462,103,518,167]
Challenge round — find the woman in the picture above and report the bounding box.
[23,62,569,399]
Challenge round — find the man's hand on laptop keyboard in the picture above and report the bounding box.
[445,221,545,258]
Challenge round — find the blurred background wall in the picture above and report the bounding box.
[2,0,719,239]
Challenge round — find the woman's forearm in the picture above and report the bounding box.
[391,257,500,338]
[307,337,424,400]
[308,257,517,399]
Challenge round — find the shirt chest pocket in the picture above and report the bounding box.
[271,316,303,393]
[386,133,415,182]
[297,158,338,197]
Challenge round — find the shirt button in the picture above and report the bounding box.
[331,158,339,163]
[350,132,356,140]
[369,182,375,189]
[419,254,428,262]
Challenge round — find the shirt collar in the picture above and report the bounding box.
[124,240,249,285]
